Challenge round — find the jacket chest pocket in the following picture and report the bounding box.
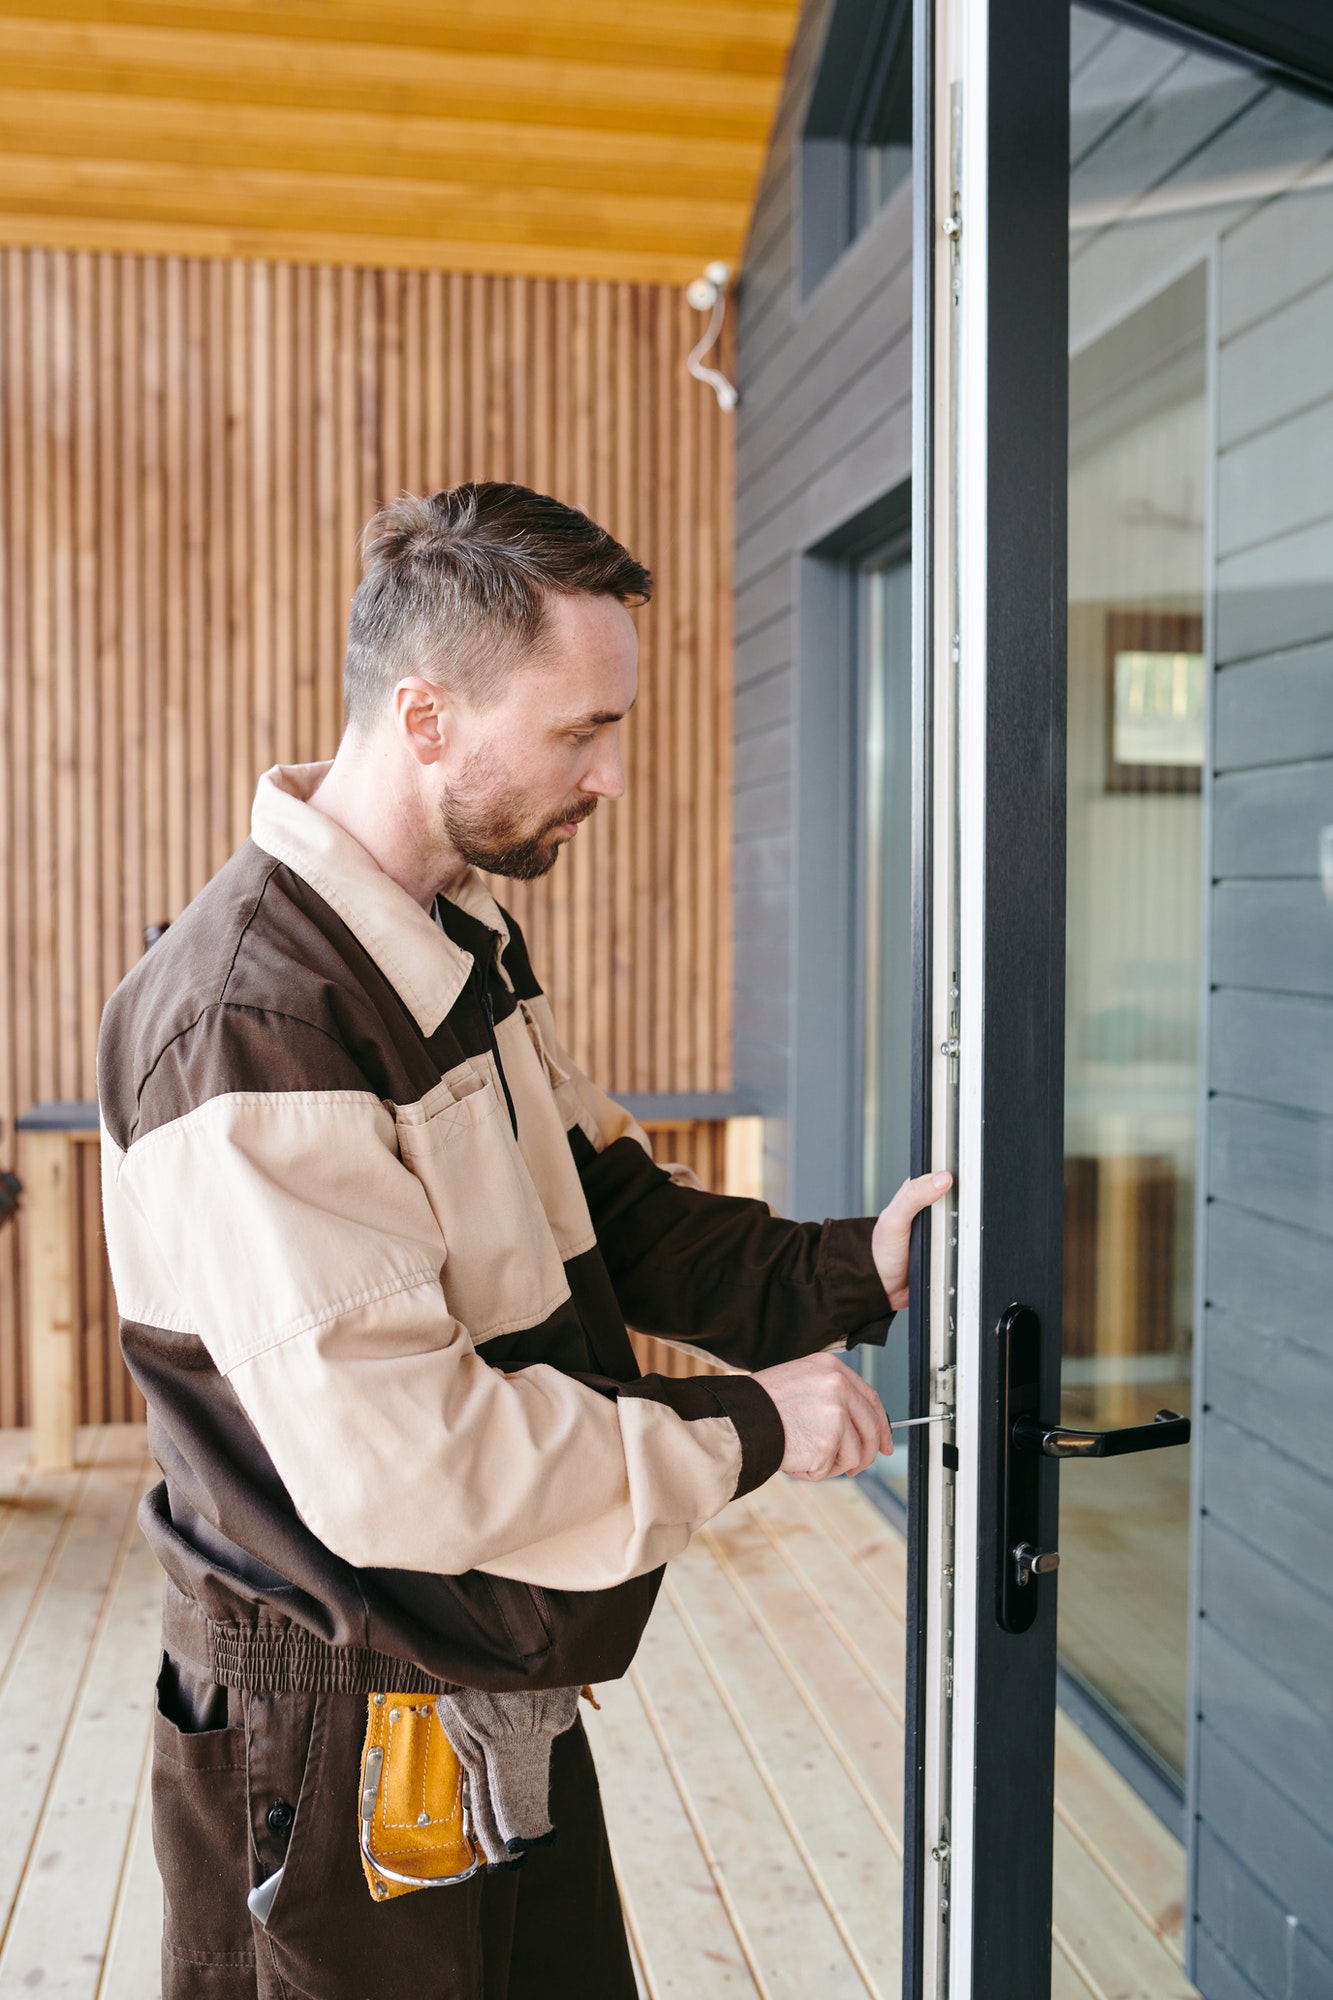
[394,1062,570,1343]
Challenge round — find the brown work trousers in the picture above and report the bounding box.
[152,1654,637,2000]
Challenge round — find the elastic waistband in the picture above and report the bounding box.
[162,1581,448,1697]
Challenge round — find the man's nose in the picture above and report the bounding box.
[583,737,626,801]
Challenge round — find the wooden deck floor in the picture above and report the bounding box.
[0,1428,1198,1999]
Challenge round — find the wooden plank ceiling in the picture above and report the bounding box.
[0,0,801,282]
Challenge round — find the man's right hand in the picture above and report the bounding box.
[752,1352,893,1481]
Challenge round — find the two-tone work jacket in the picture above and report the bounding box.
[97,762,894,1699]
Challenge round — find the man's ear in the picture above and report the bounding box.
[392,676,452,767]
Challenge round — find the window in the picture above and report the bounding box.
[801,0,912,296]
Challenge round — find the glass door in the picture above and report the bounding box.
[1062,0,1333,1807]
[905,0,1333,1993]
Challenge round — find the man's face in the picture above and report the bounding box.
[436,592,638,880]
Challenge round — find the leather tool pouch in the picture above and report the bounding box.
[358,1692,483,1901]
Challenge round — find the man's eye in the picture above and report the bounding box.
[570,730,596,745]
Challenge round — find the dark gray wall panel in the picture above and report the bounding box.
[1215,642,1333,771]
[1204,1204,1332,1347]
[733,833,792,894]
[735,556,793,643]
[1207,1096,1333,1239]
[1205,1307,1333,1471]
[1201,1413,1333,1606]
[1198,1620,1333,1840]
[735,724,791,790]
[733,882,790,941]
[1208,989,1333,1117]
[1212,761,1333,878]
[736,669,792,737]
[1192,1932,1266,2000]
[734,618,791,689]
[1210,880,1333,995]
[737,233,910,474]
[733,933,789,994]
[732,987,793,1055]
[1197,1726,1333,1962]
[1200,1521,1333,1729]
[1195,1827,1333,2000]
[734,774,793,840]
[741,401,913,590]
[732,0,914,1209]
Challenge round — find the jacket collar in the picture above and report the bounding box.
[250,762,510,1037]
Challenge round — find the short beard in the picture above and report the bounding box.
[441,781,598,881]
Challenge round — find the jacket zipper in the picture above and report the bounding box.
[475,965,519,1138]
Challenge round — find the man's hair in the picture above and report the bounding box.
[343,482,652,728]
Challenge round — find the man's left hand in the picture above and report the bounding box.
[872,1172,953,1311]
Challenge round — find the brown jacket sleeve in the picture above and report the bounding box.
[573,1129,894,1369]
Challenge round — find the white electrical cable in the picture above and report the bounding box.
[685,261,739,413]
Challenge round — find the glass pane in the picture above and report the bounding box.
[859,556,913,1495]
[1063,3,1333,1793]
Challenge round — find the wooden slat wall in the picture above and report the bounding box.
[0,245,735,1426]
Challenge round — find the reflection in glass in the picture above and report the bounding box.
[859,559,913,1493]
[1063,3,1333,1780]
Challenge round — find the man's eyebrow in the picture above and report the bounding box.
[559,699,636,727]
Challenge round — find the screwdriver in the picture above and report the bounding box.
[885,1412,951,1429]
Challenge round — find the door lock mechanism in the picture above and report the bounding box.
[1013,1543,1060,1586]
[996,1303,1189,1633]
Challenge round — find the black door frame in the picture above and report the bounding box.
[902,2,1333,1996]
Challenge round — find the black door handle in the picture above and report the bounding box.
[1012,1409,1190,1459]
[996,1304,1189,1633]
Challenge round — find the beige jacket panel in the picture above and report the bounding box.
[108,1085,744,1585]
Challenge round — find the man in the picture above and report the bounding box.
[99,482,948,2000]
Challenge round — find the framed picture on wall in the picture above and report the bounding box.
[1105,610,1205,794]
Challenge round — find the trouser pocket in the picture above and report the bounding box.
[152,1653,256,1992]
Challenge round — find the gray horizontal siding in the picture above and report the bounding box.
[734,721,791,790]
[1216,274,1333,449]
[1215,639,1333,769]
[1210,880,1333,994]
[1199,1522,1333,1733]
[1205,1201,1332,1345]
[1194,161,1333,1999]
[1191,1934,1264,2000]
[1197,1619,1333,1840]
[1195,1826,1333,1999]
[1211,760,1333,876]
[1208,990,1333,1117]
[1198,1727,1333,1963]
[1215,513,1333,664]
[732,0,914,1208]
[1207,1096,1333,1238]
[1201,1415,1333,1619]
[1204,1305,1333,1472]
